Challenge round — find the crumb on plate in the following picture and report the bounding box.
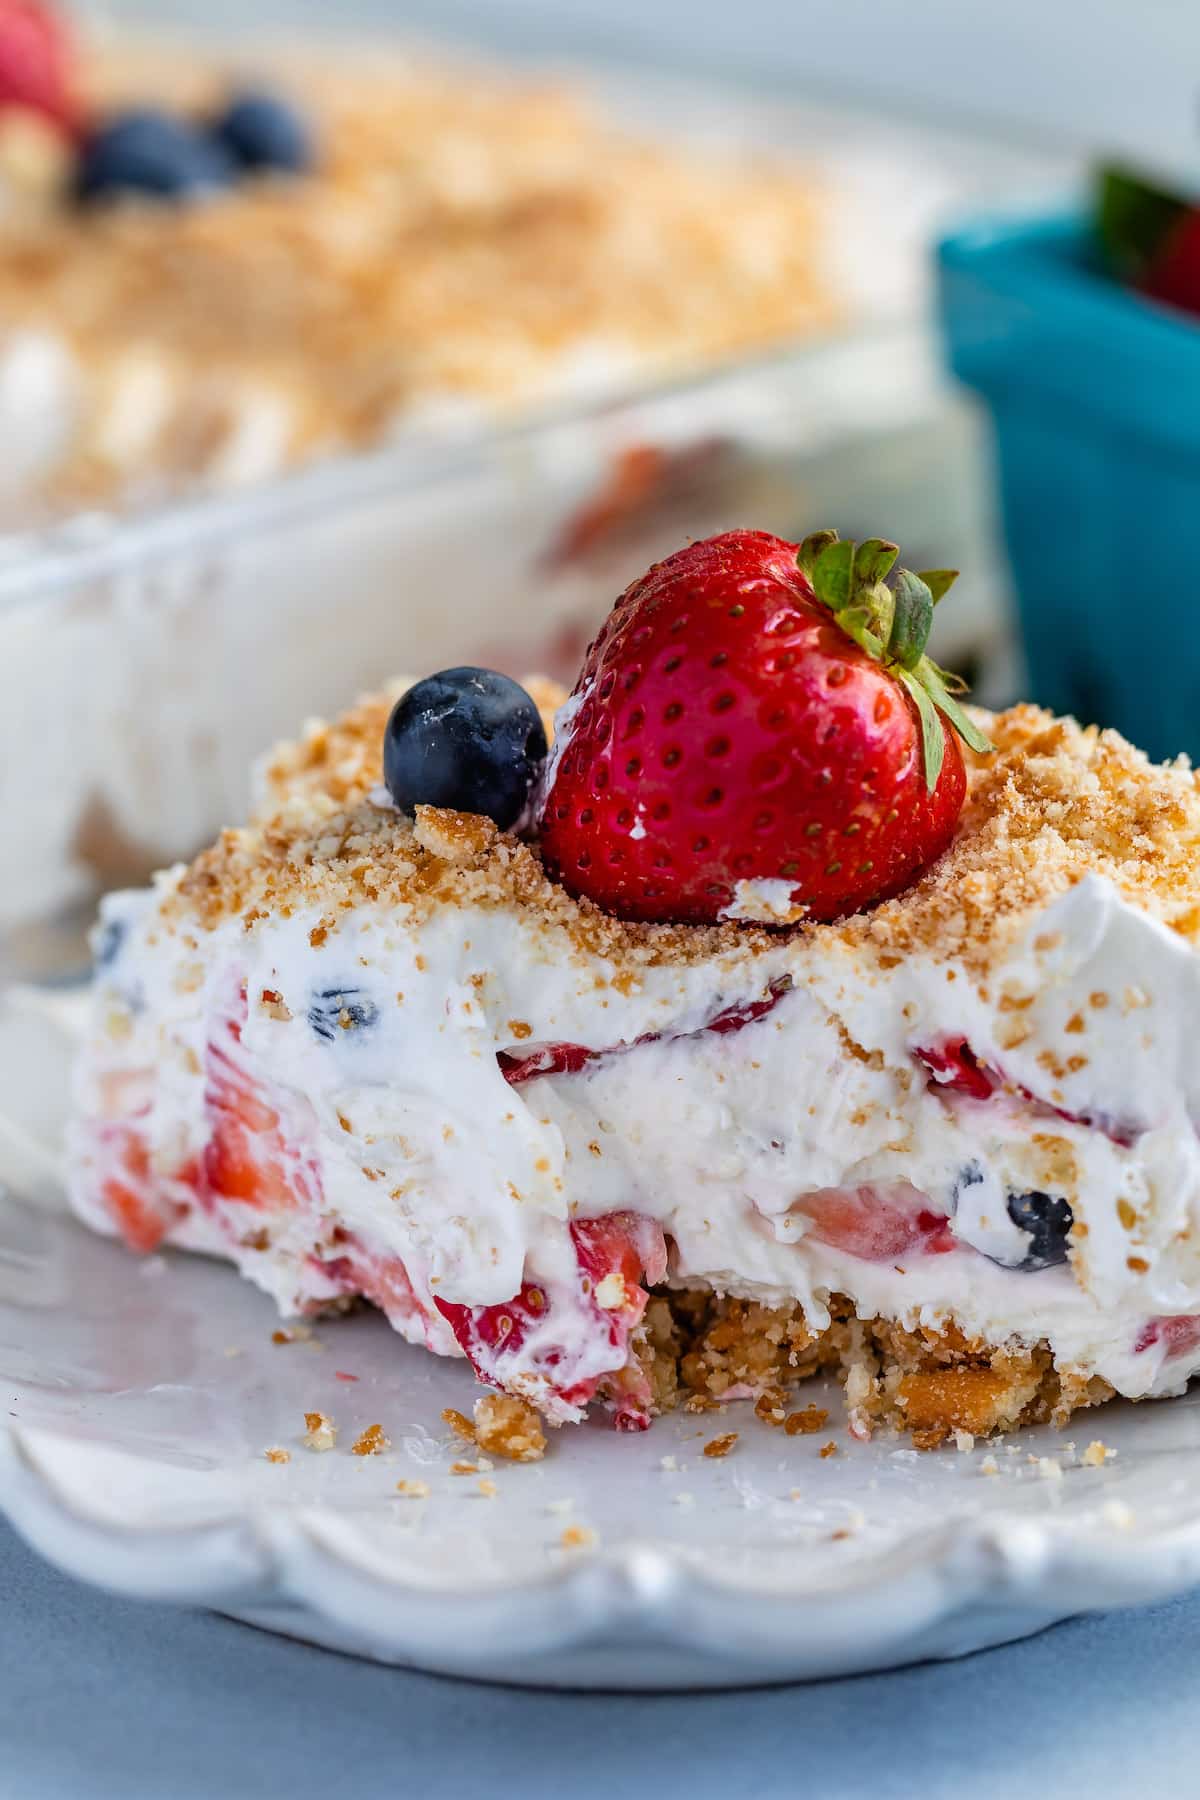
[351,1422,390,1456]
[303,1410,337,1451]
[703,1431,738,1459]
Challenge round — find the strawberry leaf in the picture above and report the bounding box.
[830,603,884,659]
[805,527,993,776]
[927,657,968,696]
[918,660,994,754]
[887,569,934,669]
[854,538,899,589]
[797,529,839,579]
[897,667,946,791]
[812,538,856,613]
[916,569,959,604]
[1097,163,1190,281]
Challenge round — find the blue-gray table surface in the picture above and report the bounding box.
[1,1517,1194,1799]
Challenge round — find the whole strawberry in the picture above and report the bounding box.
[0,0,78,134]
[538,528,991,924]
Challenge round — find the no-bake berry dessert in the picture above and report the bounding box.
[70,530,1200,1447]
[0,7,836,520]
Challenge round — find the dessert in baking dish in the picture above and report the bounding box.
[70,531,1200,1446]
[0,7,838,520]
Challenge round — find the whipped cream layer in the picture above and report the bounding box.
[69,715,1200,1423]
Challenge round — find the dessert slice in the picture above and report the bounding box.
[69,534,1200,1445]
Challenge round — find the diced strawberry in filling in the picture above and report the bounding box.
[913,1038,997,1101]
[703,981,793,1037]
[1134,1315,1200,1358]
[99,1122,181,1254]
[202,993,321,1215]
[435,1210,667,1427]
[1024,1094,1140,1151]
[498,978,791,1086]
[93,982,324,1255]
[915,1037,1142,1147]
[91,1068,187,1253]
[794,1182,956,1261]
[316,1240,443,1350]
[498,1042,596,1084]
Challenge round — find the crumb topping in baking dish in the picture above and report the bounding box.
[0,38,837,506]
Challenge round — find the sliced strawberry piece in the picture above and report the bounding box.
[914,1037,997,1101]
[436,1277,556,1368]
[916,1038,1143,1146]
[316,1240,442,1349]
[1021,1092,1141,1150]
[90,1063,185,1253]
[794,1183,955,1261]
[202,993,319,1214]
[99,1123,172,1253]
[498,978,791,1086]
[498,1042,597,1085]
[704,982,790,1037]
[434,1210,666,1424]
[1134,1315,1200,1358]
[543,439,728,571]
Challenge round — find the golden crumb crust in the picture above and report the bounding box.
[169,684,1200,985]
[640,1288,1114,1446]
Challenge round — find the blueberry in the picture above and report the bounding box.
[1006,1190,1073,1271]
[953,1161,985,1200]
[383,669,548,831]
[92,917,126,971]
[308,988,380,1043]
[75,109,235,205]
[211,91,314,174]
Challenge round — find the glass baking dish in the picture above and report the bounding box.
[0,12,1069,976]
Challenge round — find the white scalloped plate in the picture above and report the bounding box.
[4,990,1200,1687]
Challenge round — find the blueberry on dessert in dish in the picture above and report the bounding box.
[70,530,1200,1449]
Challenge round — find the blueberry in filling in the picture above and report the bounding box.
[93,917,127,971]
[1006,1189,1073,1271]
[951,1160,985,1207]
[308,988,380,1043]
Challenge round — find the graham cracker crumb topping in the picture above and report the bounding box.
[834,705,1200,972]
[171,675,785,972]
[166,689,1200,984]
[7,42,835,511]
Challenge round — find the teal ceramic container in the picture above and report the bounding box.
[939,214,1200,762]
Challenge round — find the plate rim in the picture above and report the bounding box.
[5,1413,1200,1685]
